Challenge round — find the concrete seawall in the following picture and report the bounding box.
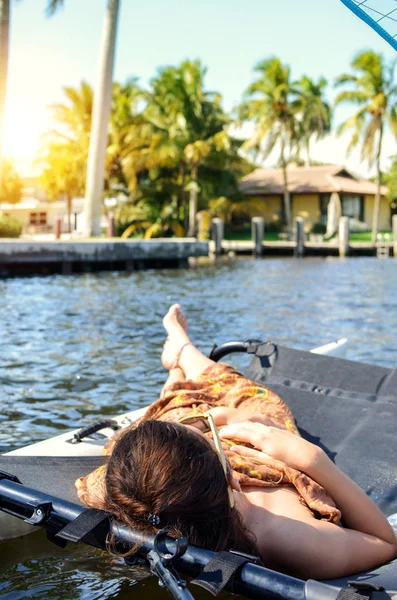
[0,239,209,277]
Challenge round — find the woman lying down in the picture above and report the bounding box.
[76,304,397,581]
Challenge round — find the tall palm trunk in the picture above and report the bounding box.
[182,194,188,236]
[306,139,312,167]
[371,121,384,244]
[188,163,198,237]
[0,0,10,190]
[84,0,120,237]
[280,132,292,231]
[178,160,186,229]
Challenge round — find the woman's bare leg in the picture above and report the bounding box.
[160,367,185,397]
[161,304,215,381]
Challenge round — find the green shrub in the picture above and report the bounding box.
[0,215,22,238]
[310,222,327,235]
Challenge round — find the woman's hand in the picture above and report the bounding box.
[220,421,321,472]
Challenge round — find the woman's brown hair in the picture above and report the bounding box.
[104,419,256,553]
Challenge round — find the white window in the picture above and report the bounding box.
[342,195,361,219]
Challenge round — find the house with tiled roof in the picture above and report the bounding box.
[239,165,390,230]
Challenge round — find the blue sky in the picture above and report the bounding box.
[4,0,397,176]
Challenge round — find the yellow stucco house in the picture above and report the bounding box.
[240,165,390,231]
[0,176,85,234]
[0,197,86,234]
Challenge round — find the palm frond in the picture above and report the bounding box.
[334,90,370,106]
[46,0,64,17]
[389,106,397,138]
[337,107,366,133]
[261,130,279,159]
[334,73,358,87]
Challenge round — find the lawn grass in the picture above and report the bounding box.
[350,231,393,242]
[223,230,394,243]
[263,232,281,241]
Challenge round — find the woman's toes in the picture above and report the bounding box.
[163,304,188,334]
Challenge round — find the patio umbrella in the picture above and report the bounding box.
[326,192,341,237]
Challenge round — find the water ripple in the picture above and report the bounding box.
[1,256,397,598]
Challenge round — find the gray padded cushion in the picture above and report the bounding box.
[245,343,397,589]
[0,455,105,504]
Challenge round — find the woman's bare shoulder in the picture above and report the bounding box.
[240,485,320,572]
[243,484,314,522]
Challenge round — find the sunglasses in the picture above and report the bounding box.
[179,412,235,508]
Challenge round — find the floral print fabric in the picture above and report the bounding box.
[76,363,340,523]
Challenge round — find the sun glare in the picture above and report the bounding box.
[3,104,49,173]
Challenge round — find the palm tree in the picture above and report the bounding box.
[182,61,233,236]
[39,79,149,225]
[48,80,93,147]
[37,81,92,231]
[238,57,299,231]
[0,158,22,203]
[84,0,121,237]
[140,62,200,234]
[123,69,187,200]
[106,79,146,196]
[0,0,64,187]
[40,80,93,218]
[0,0,120,236]
[335,50,397,243]
[37,141,86,232]
[295,75,332,166]
[137,60,237,237]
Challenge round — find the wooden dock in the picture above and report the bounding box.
[0,239,209,277]
[214,240,395,258]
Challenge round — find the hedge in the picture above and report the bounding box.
[0,215,23,238]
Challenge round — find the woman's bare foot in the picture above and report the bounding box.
[161,304,191,370]
[163,303,188,334]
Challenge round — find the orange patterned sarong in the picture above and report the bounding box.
[76,363,341,523]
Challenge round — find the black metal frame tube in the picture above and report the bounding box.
[209,340,263,362]
[0,478,307,600]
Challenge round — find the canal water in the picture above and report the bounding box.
[1,256,397,599]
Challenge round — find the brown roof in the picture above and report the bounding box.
[240,165,388,196]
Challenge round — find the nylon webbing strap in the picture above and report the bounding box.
[191,551,249,596]
[55,509,110,546]
[336,581,390,599]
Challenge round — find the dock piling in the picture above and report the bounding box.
[107,213,116,238]
[251,217,264,256]
[339,217,350,258]
[211,218,224,255]
[294,217,305,258]
[54,218,62,240]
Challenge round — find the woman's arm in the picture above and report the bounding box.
[261,504,397,580]
[307,449,396,545]
[220,422,397,578]
[207,406,283,428]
